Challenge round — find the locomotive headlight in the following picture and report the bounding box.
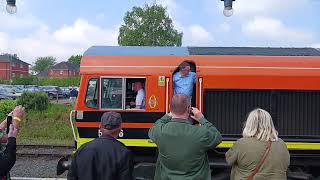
[76,110,83,120]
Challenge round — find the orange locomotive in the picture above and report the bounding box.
[58,46,320,179]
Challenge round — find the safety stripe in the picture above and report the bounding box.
[76,122,153,128]
[77,138,320,150]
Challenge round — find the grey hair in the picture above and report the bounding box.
[242,108,279,141]
[179,61,190,70]
[170,94,191,115]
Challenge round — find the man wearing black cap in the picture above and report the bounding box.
[68,112,133,180]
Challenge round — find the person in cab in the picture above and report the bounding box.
[130,81,145,109]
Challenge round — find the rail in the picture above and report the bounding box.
[16,145,74,157]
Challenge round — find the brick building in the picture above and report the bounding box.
[38,61,79,78]
[0,54,30,80]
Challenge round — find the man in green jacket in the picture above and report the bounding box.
[148,94,222,180]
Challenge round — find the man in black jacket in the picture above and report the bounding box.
[0,124,17,179]
[0,105,25,179]
[68,112,133,180]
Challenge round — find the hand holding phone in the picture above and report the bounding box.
[6,116,12,134]
[7,124,17,138]
[190,107,204,122]
[189,107,194,116]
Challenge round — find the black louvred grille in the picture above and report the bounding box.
[203,89,320,140]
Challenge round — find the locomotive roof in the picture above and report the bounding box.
[83,46,320,56]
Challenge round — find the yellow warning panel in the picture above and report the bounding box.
[158,76,165,86]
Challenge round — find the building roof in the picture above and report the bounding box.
[187,47,320,56]
[84,46,189,56]
[37,69,49,77]
[51,61,79,71]
[0,54,30,65]
[83,46,320,57]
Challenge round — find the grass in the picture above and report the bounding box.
[17,103,74,146]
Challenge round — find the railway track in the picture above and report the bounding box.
[16,145,74,157]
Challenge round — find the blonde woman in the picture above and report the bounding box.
[226,108,290,180]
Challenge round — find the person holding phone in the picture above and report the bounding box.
[0,105,25,179]
[148,94,222,180]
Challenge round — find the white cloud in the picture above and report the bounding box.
[312,44,320,48]
[234,0,310,16]
[183,25,214,46]
[0,13,44,31]
[242,16,313,46]
[207,0,311,19]
[217,22,231,33]
[0,32,9,52]
[154,0,178,16]
[172,20,214,46]
[0,18,118,63]
[54,19,118,47]
[149,0,190,22]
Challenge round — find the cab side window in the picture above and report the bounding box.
[85,78,98,108]
[125,78,146,109]
[100,77,146,110]
[101,78,123,109]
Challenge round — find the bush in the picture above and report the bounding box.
[8,76,80,87]
[17,92,49,111]
[36,77,80,87]
[0,100,16,120]
[0,78,10,85]
[11,76,36,85]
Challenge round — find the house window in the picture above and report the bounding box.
[20,64,23,68]
[60,70,63,75]
[12,73,15,78]
[12,63,16,67]
[20,74,23,78]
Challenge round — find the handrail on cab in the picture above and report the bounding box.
[165,78,170,114]
[69,110,77,142]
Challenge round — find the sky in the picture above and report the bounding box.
[0,0,319,64]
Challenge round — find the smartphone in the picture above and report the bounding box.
[6,115,12,134]
[189,107,194,116]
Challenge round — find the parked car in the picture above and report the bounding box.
[0,94,13,100]
[23,85,40,92]
[0,88,19,100]
[39,86,64,99]
[11,86,24,96]
[60,87,71,98]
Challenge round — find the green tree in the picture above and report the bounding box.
[68,55,82,67]
[118,4,183,46]
[32,56,56,74]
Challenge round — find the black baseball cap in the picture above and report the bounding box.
[101,112,122,130]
